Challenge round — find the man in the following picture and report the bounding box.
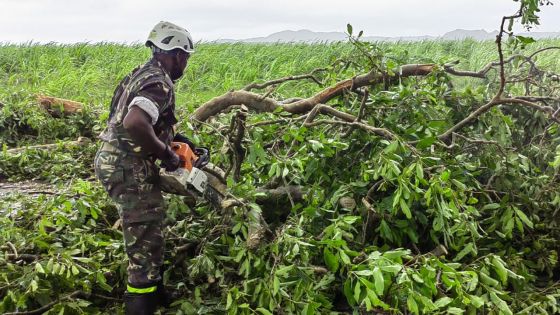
[94,21,195,314]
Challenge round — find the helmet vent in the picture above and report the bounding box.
[186,37,194,50]
[161,36,175,44]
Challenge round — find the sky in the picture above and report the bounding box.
[1,0,559,43]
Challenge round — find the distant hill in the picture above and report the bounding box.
[215,29,560,43]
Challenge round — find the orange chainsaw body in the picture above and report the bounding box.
[170,142,198,171]
[160,142,224,204]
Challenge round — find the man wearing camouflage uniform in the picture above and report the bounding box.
[94,21,195,314]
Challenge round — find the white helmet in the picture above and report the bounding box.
[146,21,195,53]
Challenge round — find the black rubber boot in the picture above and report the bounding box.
[124,291,159,315]
[156,281,171,308]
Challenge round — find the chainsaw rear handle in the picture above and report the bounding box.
[193,147,210,169]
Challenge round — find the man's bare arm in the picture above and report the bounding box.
[123,107,167,158]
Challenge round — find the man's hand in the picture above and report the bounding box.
[160,145,183,171]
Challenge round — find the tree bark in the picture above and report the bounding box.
[37,95,83,117]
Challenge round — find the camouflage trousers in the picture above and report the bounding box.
[94,142,165,289]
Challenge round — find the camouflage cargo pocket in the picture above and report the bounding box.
[94,150,124,196]
[119,155,164,222]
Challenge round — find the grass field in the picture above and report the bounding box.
[1,39,559,147]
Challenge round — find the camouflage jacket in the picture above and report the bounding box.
[99,59,177,157]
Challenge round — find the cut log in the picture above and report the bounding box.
[37,94,83,117]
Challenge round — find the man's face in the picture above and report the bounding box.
[170,50,190,81]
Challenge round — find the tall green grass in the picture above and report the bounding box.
[1,39,559,146]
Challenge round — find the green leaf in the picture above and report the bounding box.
[256,308,273,315]
[384,141,399,154]
[342,216,360,224]
[343,279,356,306]
[415,163,424,180]
[451,179,466,190]
[226,292,233,309]
[446,307,465,314]
[514,207,533,228]
[276,265,293,276]
[428,120,447,130]
[380,265,402,274]
[417,136,436,150]
[400,198,412,219]
[516,35,536,45]
[492,256,508,285]
[309,140,323,151]
[353,281,361,302]
[469,294,484,308]
[454,242,474,261]
[96,272,112,292]
[411,273,424,284]
[35,262,45,274]
[30,279,38,292]
[360,278,375,290]
[479,272,499,287]
[354,269,374,276]
[434,296,452,308]
[268,163,277,177]
[347,23,353,35]
[339,250,351,265]
[323,248,339,272]
[90,207,98,219]
[282,167,289,178]
[373,267,384,295]
[481,203,500,211]
[465,271,479,292]
[407,295,419,314]
[273,276,280,296]
[490,292,513,315]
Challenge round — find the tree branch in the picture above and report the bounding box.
[437,97,558,142]
[242,68,326,91]
[4,291,83,315]
[191,64,436,122]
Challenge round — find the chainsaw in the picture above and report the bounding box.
[159,142,225,207]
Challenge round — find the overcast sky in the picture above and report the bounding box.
[1,0,559,43]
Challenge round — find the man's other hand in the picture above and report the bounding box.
[161,145,182,171]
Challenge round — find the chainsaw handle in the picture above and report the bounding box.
[193,147,210,168]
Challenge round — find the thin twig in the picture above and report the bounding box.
[4,291,83,315]
[242,68,326,91]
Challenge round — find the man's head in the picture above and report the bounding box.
[146,21,194,81]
